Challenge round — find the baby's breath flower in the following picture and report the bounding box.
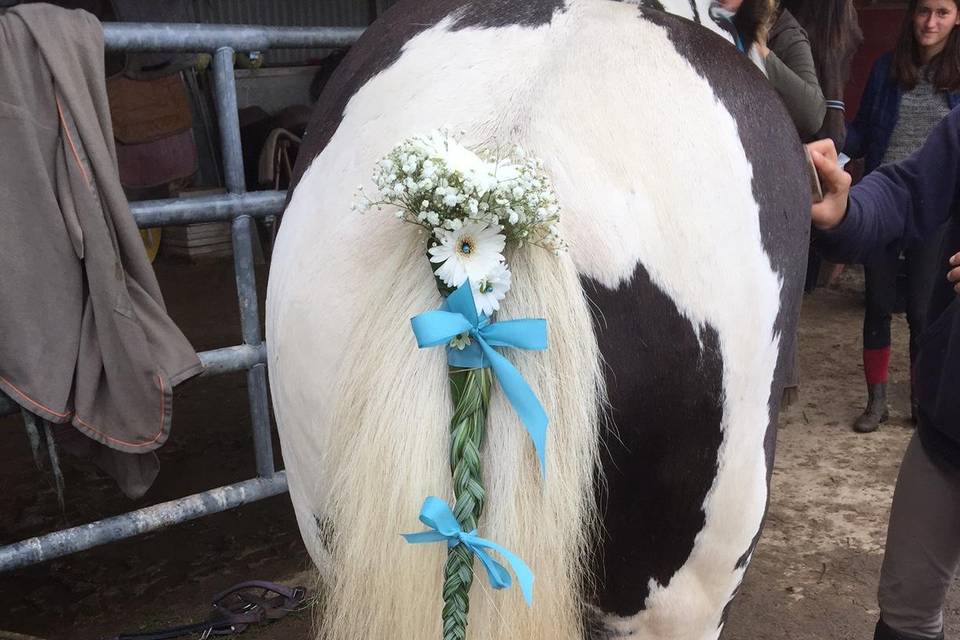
[355,128,566,254]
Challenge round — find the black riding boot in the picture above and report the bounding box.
[874,618,944,640]
[854,383,889,433]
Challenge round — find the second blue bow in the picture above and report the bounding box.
[410,280,549,473]
[402,496,535,606]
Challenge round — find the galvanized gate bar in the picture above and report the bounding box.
[103,23,364,52]
[213,47,247,194]
[0,472,288,572]
[211,44,276,479]
[0,22,364,571]
[198,344,266,377]
[130,191,285,227]
[231,213,275,478]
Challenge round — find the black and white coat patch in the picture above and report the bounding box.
[267,1,808,639]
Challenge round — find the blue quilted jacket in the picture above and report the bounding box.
[845,51,960,174]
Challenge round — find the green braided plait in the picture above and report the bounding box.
[441,365,493,640]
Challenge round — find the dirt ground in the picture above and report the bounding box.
[725,267,960,640]
[1,260,957,640]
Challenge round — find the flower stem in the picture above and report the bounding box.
[441,365,493,640]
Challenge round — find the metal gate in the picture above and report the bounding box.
[0,22,363,572]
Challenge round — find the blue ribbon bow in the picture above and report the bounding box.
[402,496,535,606]
[410,280,549,473]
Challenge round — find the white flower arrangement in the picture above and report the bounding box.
[354,129,566,316]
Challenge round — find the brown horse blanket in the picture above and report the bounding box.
[0,5,202,493]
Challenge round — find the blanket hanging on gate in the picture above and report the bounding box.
[0,5,203,494]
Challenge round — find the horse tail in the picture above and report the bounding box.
[313,228,605,640]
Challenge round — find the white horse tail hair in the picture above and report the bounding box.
[314,227,605,640]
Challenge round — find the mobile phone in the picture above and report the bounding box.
[804,146,824,204]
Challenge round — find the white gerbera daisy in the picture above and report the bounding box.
[472,261,512,316]
[428,221,505,288]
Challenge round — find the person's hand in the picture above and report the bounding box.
[755,31,770,58]
[948,252,960,294]
[807,139,851,230]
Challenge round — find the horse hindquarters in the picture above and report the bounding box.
[268,2,809,639]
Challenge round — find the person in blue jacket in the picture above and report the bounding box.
[843,0,960,433]
[809,107,960,640]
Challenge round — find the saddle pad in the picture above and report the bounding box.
[116,128,198,189]
[107,74,192,145]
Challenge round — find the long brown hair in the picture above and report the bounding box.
[732,0,778,48]
[891,0,960,92]
[781,0,863,85]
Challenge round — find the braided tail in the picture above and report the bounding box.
[441,365,493,640]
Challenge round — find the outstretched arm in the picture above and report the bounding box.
[808,107,960,264]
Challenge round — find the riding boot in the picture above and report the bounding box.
[854,383,889,433]
[874,618,944,640]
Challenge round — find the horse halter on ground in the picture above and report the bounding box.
[112,581,306,640]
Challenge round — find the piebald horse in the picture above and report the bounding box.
[266,1,809,638]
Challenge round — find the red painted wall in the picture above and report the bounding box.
[845,5,908,116]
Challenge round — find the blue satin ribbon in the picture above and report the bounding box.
[402,496,534,606]
[410,280,549,473]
